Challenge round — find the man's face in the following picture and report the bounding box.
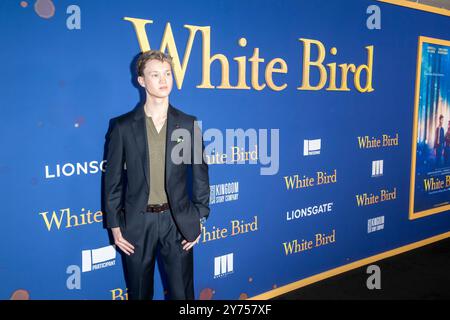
[440,117,444,127]
[138,59,173,99]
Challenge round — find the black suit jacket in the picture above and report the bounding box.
[103,103,210,243]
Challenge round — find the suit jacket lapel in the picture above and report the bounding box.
[131,103,150,190]
[131,103,179,193]
[165,104,178,189]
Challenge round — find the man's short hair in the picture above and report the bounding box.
[439,114,444,120]
[136,50,173,77]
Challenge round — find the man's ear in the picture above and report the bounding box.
[137,76,145,88]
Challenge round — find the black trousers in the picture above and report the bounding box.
[123,209,195,300]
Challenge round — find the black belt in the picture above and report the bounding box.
[146,203,169,213]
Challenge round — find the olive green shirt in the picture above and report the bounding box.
[145,115,169,205]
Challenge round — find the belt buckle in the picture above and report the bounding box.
[148,203,165,213]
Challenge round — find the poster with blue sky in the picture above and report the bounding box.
[410,36,450,219]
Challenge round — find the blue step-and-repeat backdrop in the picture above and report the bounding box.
[1,0,450,300]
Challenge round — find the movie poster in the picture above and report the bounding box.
[410,36,450,219]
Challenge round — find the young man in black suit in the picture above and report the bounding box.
[435,114,445,167]
[103,50,210,300]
